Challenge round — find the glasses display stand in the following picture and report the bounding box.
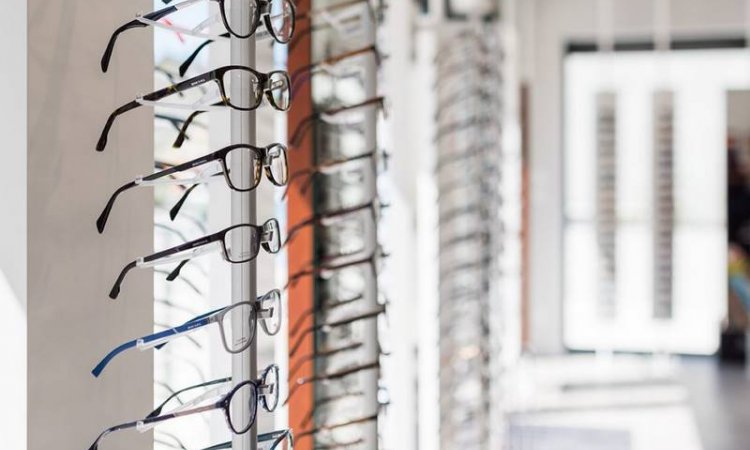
[595,91,618,319]
[287,1,384,449]
[653,90,674,319]
[435,22,504,450]
[230,3,258,450]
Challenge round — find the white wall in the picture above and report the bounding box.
[0,0,26,448]
[26,1,154,450]
[521,0,750,353]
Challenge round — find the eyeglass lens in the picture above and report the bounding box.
[228,382,258,433]
[223,225,261,263]
[223,0,259,38]
[219,302,257,353]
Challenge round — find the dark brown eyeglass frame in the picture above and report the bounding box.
[166,143,289,221]
[97,66,290,151]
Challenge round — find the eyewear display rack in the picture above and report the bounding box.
[287,1,384,449]
[653,91,674,319]
[595,92,617,319]
[89,1,297,449]
[434,23,504,450]
[230,5,258,450]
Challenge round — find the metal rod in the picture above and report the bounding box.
[230,3,257,450]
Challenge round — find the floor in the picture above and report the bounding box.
[678,357,750,450]
[505,354,750,450]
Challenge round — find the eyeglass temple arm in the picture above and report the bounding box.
[173,110,205,148]
[289,307,385,358]
[137,402,219,433]
[290,96,386,147]
[90,310,216,377]
[289,294,363,337]
[109,260,137,299]
[166,258,191,282]
[142,71,218,104]
[147,376,231,419]
[90,339,138,378]
[156,114,186,133]
[285,362,380,407]
[96,181,138,233]
[290,45,382,95]
[179,35,228,77]
[290,114,318,147]
[169,171,225,221]
[172,100,225,149]
[110,232,220,298]
[288,342,364,382]
[88,421,140,450]
[101,6,178,72]
[97,100,142,151]
[145,308,219,350]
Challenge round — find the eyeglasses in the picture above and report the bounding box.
[286,360,380,406]
[295,413,378,441]
[284,199,385,250]
[101,0,296,72]
[288,341,364,384]
[299,390,364,429]
[290,45,382,99]
[98,144,288,232]
[88,367,279,450]
[109,219,281,299]
[290,96,386,148]
[165,144,287,221]
[289,0,377,54]
[172,0,373,78]
[285,249,387,291]
[283,148,385,200]
[289,305,386,358]
[92,290,281,377]
[199,429,294,450]
[97,66,290,151]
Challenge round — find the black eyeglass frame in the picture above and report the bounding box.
[109,220,281,299]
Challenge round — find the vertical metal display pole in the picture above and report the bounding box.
[361,10,380,449]
[230,4,257,450]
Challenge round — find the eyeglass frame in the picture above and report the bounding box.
[92,290,281,377]
[109,219,280,299]
[88,366,280,450]
[97,65,290,151]
[98,144,288,232]
[101,0,296,72]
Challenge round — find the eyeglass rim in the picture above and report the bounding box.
[220,219,281,263]
[217,0,296,43]
[217,66,290,112]
[216,301,258,354]
[219,143,289,190]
